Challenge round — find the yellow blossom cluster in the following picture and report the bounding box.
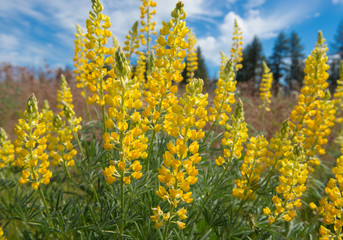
[151,78,208,229]
[143,2,188,135]
[289,31,335,168]
[139,0,157,53]
[123,21,141,62]
[219,51,229,76]
[233,135,268,200]
[318,146,343,239]
[73,24,88,98]
[267,121,292,169]
[102,49,148,185]
[264,144,308,224]
[209,60,236,124]
[56,75,74,116]
[0,128,14,168]
[230,19,243,72]
[334,61,343,115]
[259,61,273,112]
[215,100,248,167]
[186,30,198,82]
[47,114,77,168]
[84,0,114,107]
[13,95,51,190]
[41,100,53,130]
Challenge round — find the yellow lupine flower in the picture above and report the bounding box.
[233,135,268,201]
[13,94,51,190]
[56,75,74,116]
[139,0,157,54]
[186,30,198,82]
[259,61,273,112]
[0,226,7,240]
[48,114,77,169]
[0,128,15,168]
[289,31,335,169]
[102,49,147,185]
[318,146,343,239]
[84,0,115,110]
[230,19,243,71]
[144,1,188,134]
[152,78,208,230]
[209,60,236,123]
[123,21,140,63]
[217,100,248,169]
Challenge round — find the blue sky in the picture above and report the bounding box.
[1,0,342,76]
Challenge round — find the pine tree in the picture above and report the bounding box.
[329,20,343,88]
[194,47,208,83]
[236,36,263,82]
[332,20,343,58]
[288,31,304,90]
[269,32,289,88]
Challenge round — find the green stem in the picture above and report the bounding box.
[145,93,165,170]
[84,86,92,121]
[119,174,125,239]
[38,186,50,219]
[260,107,266,133]
[202,119,218,145]
[72,128,84,159]
[146,129,156,170]
[162,204,174,240]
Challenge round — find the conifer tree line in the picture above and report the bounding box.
[180,19,343,94]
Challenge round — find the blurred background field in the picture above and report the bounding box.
[0,62,340,168]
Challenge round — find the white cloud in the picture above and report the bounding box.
[332,0,343,4]
[244,0,266,9]
[0,0,223,67]
[196,0,321,67]
[0,0,324,71]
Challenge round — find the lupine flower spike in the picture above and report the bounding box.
[151,78,208,231]
[186,30,198,82]
[13,94,51,190]
[259,61,273,112]
[0,128,15,168]
[139,0,157,62]
[318,145,343,239]
[143,1,188,168]
[230,19,243,72]
[123,21,140,63]
[84,0,115,132]
[289,31,335,170]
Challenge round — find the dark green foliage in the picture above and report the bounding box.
[237,36,264,83]
[269,32,289,88]
[287,31,305,90]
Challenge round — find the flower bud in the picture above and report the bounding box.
[26,94,38,115]
[53,114,63,129]
[115,47,131,77]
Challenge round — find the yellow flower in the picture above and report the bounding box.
[0,128,15,168]
[185,30,198,82]
[289,31,334,168]
[0,226,7,240]
[13,94,51,190]
[153,77,207,230]
[259,61,273,112]
[230,19,243,71]
[176,221,186,229]
[233,135,268,201]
